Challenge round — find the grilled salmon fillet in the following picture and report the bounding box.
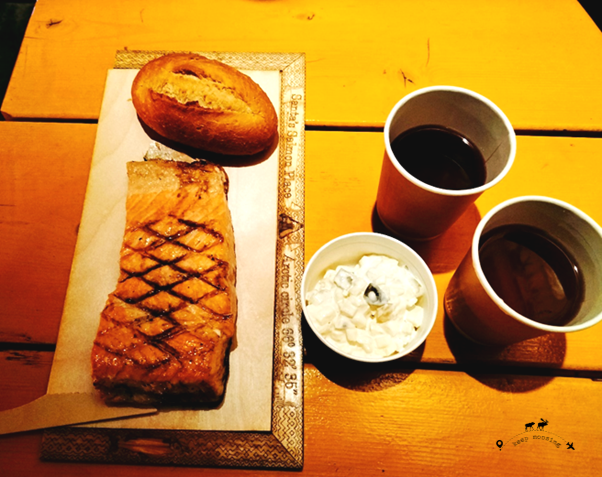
[91,159,236,404]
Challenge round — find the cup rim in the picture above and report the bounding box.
[471,195,602,333]
[301,232,438,363]
[384,85,517,197]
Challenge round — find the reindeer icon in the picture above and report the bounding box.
[525,422,535,431]
[537,419,549,430]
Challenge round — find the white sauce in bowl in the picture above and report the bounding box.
[304,254,425,359]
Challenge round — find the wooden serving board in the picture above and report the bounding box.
[41,51,306,469]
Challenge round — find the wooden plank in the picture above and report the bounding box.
[2,0,602,130]
[0,351,53,412]
[2,122,602,370]
[0,350,50,475]
[0,122,96,344]
[0,354,601,475]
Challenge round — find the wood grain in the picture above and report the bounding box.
[0,122,96,344]
[2,122,602,371]
[3,2,602,473]
[2,0,602,130]
[0,350,53,411]
[0,354,601,476]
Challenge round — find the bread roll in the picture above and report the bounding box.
[131,53,278,155]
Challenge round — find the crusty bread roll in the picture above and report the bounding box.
[131,53,278,155]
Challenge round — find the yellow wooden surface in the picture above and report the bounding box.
[2,1,602,473]
[1,122,602,372]
[2,0,602,130]
[0,353,600,476]
[0,122,96,344]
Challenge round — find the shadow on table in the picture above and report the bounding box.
[371,202,567,392]
[443,313,566,393]
[138,116,278,167]
[302,317,420,392]
[371,203,481,274]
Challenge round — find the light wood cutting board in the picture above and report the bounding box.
[47,68,282,432]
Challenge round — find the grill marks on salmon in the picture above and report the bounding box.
[91,159,236,405]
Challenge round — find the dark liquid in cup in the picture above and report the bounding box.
[390,125,486,190]
[478,224,584,326]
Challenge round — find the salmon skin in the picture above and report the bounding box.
[91,159,236,405]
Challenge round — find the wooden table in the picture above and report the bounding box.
[1,1,602,475]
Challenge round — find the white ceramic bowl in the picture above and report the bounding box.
[301,232,438,362]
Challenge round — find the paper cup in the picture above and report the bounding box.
[444,196,602,345]
[376,86,516,240]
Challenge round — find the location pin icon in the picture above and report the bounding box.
[496,440,503,450]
